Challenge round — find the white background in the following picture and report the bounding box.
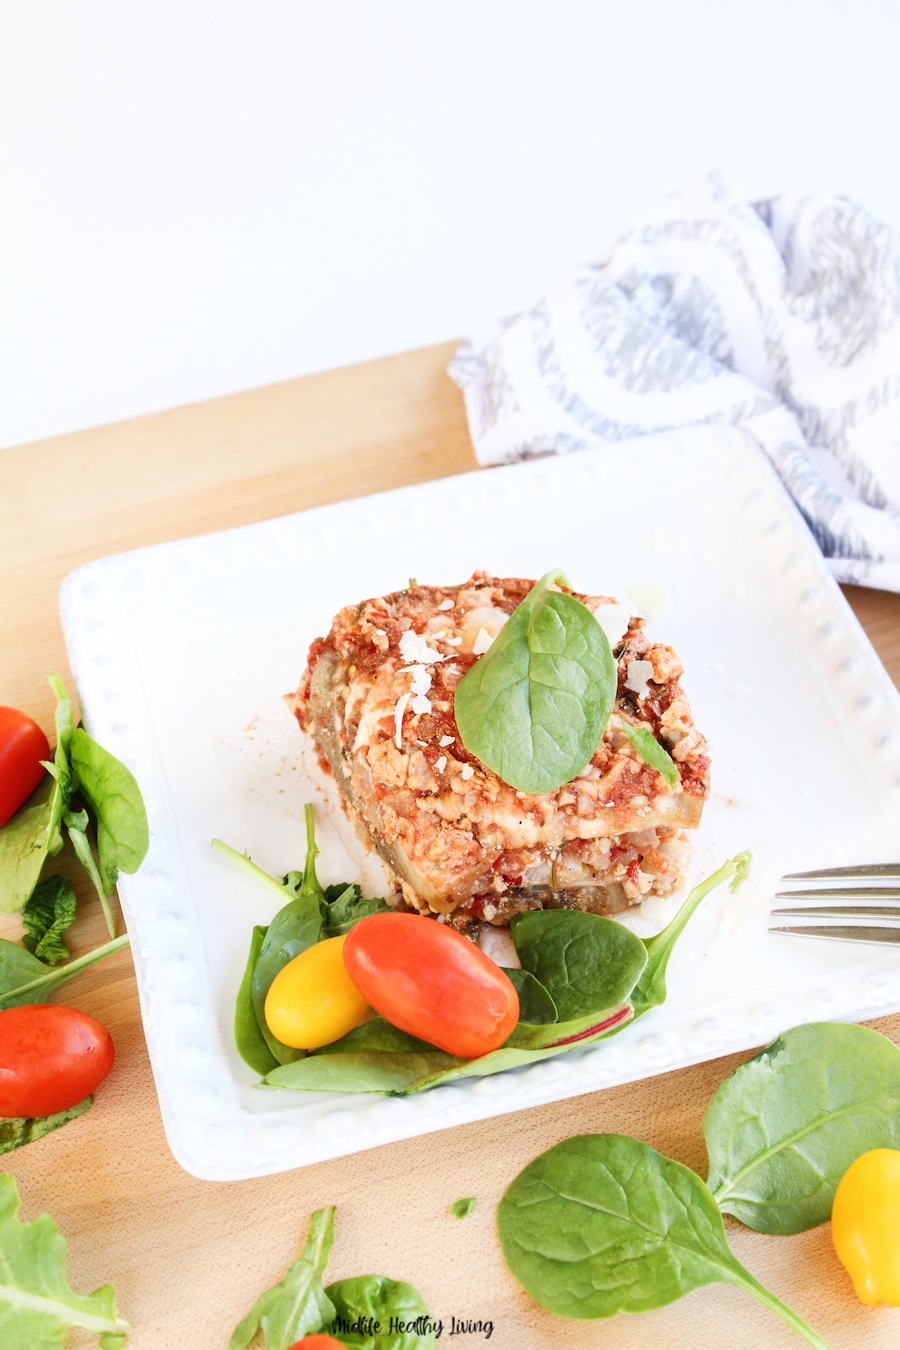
[3,1,900,451]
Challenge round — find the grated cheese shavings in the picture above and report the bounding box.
[399,629,444,665]
[434,755,447,773]
[394,692,410,749]
[411,694,431,714]
[438,598,454,610]
[460,764,474,780]
[472,627,494,655]
[439,735,454,747]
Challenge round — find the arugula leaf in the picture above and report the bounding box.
[0,777,58,914]
[69,727,149,894]
[0,1098,92,1157]
[510,909,647,1022]
[619,719,679,785]
[454,569,617,794]
[234,926,279,1076]
[0,935,130,1010]
[631,850,751,1019]
[230,1206,336,1350]
[0,1171,130,1349]
[706,1021,900,1234]
[22,876,77,965]
[325,1274,437,1348]
[498,1134,832,1349]
[450,1197,476,1219]
[502,968,557,1025]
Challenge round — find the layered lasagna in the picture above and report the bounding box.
[289,573,710,931]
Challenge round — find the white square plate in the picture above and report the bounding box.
[60,426,900,1180]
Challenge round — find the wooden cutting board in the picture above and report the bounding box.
[2,341,900,1349]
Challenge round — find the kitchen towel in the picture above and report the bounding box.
[449,173,900,592]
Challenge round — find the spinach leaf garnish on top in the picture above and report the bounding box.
[454,568,618,794]
[498,1134,832,1349]
[705,1020,900,1235]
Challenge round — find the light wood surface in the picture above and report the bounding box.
[2,344,900,1350]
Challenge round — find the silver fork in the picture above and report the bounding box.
[770,864,900,946]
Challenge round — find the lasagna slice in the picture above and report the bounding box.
[289,572,710,930]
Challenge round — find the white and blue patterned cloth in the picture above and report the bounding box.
[449,174,900,592]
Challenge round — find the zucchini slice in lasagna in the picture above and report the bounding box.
[289,573,710,929]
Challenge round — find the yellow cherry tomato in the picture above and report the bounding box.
[832,1148,900,1305]
[264,935,370,1050]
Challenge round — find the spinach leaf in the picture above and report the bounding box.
[324,885,392,937]
[22,875,78,965]
[234,926,279,1076]
[706,1021,900,1235]
[230,1206,336,1350]
[631,850,751,1019]
[498,1134,832,1349]
[0,777,58,914]
[0,1171,130,1349]
[502,967,557,1025]
[619,719,678,785]
[325,1274,437,1349]
[454,569,617,794]
[313,1016,439,1055]
[69,727,149,894]
[0,935,130,1010]
[450,1197,476,1219]
[0,1097,92,1156]
[266,1051,461,1095]
[251,894,323,1066]
[510,909,647,1021]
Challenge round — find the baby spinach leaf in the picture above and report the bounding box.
[498,1134,832,1349]
[503,1002,632,1051]
[0,1097,92,1156]
[631,850,751,1019]
[267,1051,461,1095]
[451,1197,476,1219]
[0,777,58,914]
[325,1274,437,1348]
[511,909,647,1022]
[22,875,78,965]
[502,967,557,1025]
[454,569,617,794]
[313,1016,439,1056]
[324,886,392,937]
[706,1021,900,1235]
[251,893,324,1066]
[619,719,679,785]
[231,1206,336,1350]
[0,1171,131,1349]
[0,935,130,1010]
[69,727,149,894]
[234,926,279,1076]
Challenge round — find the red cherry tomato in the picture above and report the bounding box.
[287,1337,345,1349]
[0,1005,115,1116]
[0,706,51,826]
[343,912,519,1058]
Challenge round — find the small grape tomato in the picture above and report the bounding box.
[0,706,51,826]
[0,1004,115,1117]
[343,912,520,1058]
[832,1148,900,1305]
[287,1337,345,1349]
[265,934,370,1050]
[287,1336,345,1349]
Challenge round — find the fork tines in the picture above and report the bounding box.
[770,862,900,946]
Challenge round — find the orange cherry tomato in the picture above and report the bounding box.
[0,706,51,826]
[0,1004,115,1116]
[288,1337,345,1349]
[343,912,519,1058]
